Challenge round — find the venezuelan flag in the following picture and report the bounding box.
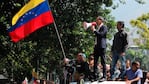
[8,0,54,42]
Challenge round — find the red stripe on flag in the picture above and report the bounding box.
[9,11,54,42]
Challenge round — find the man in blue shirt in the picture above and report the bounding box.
[125,61,143,84]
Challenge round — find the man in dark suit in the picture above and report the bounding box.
[91,16,108,81]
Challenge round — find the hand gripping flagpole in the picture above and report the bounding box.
[53,17,67,84]
[53,22,67,84]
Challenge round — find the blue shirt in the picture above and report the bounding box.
[126,69,143,84]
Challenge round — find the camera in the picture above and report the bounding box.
[64,59,76,74]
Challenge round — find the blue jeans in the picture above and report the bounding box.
[110,51,126,80]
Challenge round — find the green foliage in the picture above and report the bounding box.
[130,13,149,49]
[0,0,116,83]
[129,12,149,70]
[126,48,149,70]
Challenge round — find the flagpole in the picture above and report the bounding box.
[46,0,66,59]
[53,21,66,59]
[53,19,67,84]
[46,1,67,84]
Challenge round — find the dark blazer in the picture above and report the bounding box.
[94,25,107,49]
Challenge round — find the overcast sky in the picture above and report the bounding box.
[111,0,149,35]
[110,0,149,45]
[111,0,149,28]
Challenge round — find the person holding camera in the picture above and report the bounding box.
[73,52,90,83]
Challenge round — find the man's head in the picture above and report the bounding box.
[146,72,149,79]
[131,61,139,71]
[88,54,94,64]
[117,21,124,31]
[126,59,131,69]
[96,16,104,25]
[76,53,86,62]
[88,54,94,60]
[136,61,140,69]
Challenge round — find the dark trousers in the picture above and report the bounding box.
[93,47,106,79]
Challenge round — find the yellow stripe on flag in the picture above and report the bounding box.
[12,0,45,25]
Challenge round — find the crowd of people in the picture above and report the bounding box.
[62,52,149,84]
[62,16,149,84]
[21,16,149,84]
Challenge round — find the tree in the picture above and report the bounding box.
[126,47,149,70]
[0,0,117,83]
[129,12,149,71]
[130,13,149,49]
[2,0,147,82]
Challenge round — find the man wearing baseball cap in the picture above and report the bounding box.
[74,52,90,82]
